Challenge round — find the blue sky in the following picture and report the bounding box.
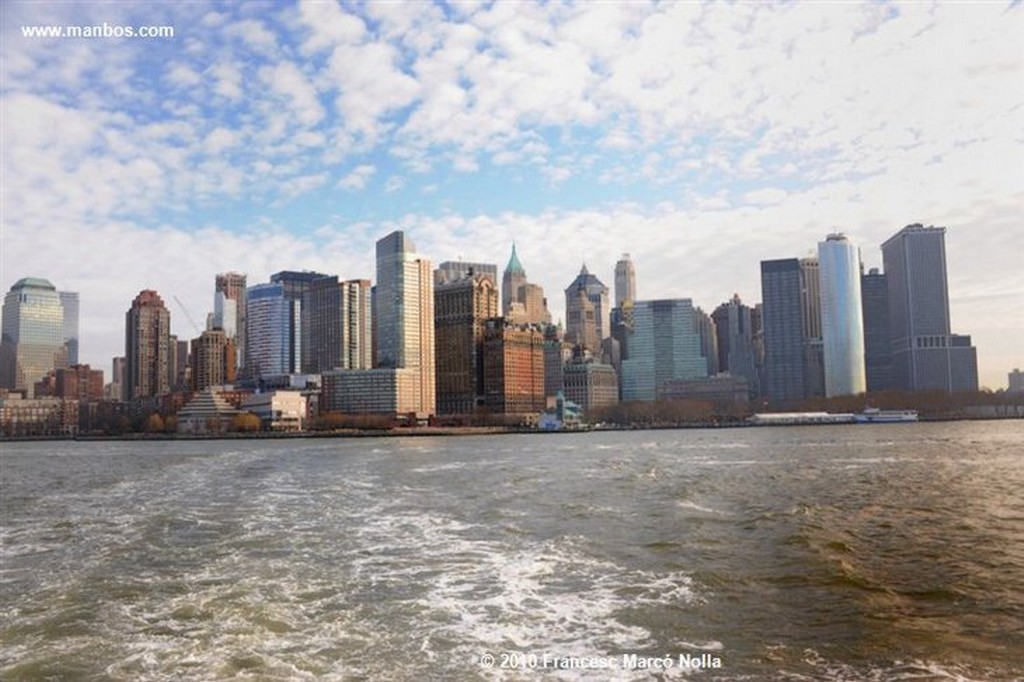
[2,0,1022,389]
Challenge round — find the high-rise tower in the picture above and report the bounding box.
[818,233,866,397]
[760,259,805,406]
[124,290,171,400]
[502,244,528,319]
[614,253,636,307]
[881,224,977,392]
[214,273,246,371]
[565,264,610,351]
[373,231,436,416]
[1,278,68,397]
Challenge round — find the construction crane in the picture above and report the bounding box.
[172,295,202,335]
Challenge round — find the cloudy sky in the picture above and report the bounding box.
[2,0,1021,389]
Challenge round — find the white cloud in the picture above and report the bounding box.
[258,61,324,126]
[337,164,376,190]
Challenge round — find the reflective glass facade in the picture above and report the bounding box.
[1,278,68,397]
[818,234,866,397]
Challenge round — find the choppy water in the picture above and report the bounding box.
[2,421,1023,680]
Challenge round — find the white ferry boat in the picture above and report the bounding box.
[854,408,919,424]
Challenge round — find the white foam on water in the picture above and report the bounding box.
[676,500,724,515]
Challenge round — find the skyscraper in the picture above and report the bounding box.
[818,233,866,397]
[215,273,246,371]
[59,291,79,365]
[711,294,759,396]
[565,264,610,351]
[124,290,171,400]
[881,224,978,392]
[760,259,805,406]
[191,329,236,391]
[620,299,707,401]
[861,268,894,392]
[270,270,328,373]
[436,261,498,287]
[799,257,825,399]
[614,253,636,307]
[434,273,499,415]
[1,278,68,397]
[305,276,373,373]
[246,282,301,380]
[482,319,546,418]
[373,231,436,416]
[502,244,528,318]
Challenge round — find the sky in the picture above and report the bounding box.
[1,0,1022,390]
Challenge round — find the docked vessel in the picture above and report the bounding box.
[854,408,919,423]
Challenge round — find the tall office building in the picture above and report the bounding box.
[270,270,328,372]
[499,245,550,325]
[191,329,236,391]
[761,259,806,406]
[861,268,894,392]
[799,257,825,399]
[614,253,636,307]
[59,291,79,365]
[1,278,68,397]
[620,299,707,401]
[436,261,498,287]
[373,231,436,416]
[694,307,719,376]
[818,234,866,397]
[434,273,499,415]
[124,290,171,400]
[214,272,246,370]
[482,319,546,418]
[305,276,372,373]
[565,265,611,351]
[712,294,759,396]
[881,224,978,392]
[245,282,301,380]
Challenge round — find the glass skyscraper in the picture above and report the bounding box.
[245,282,301,380]
[760,259,805,406]
[620,299,707,401]
[1,277,68,397]
[818,233,866,397]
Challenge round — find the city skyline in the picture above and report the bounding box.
[2,1,1021,389]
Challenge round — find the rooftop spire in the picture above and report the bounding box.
[505,242,525,274]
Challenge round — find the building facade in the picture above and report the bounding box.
[565,265,610,351]
[305,276,372,373]
[59,291,79,366]
[54,364,104,401]
[563,357,619,414]
[214,272,246,371]
[124,290,171,400]
[245,282,302,380]
[436,261,498,287]
[614,253,636,308]
[434,273,499,415]
[482,319,546,418]
[191,329,237,391]
[620,299,707,401]
[373,231,436,417]
[881,224,978,392]
[1,278,69,397]
[760,259,806,406]
[861,268,894,392]
[321,368,420,416]
[501,244,529,319]
[711,294,759,397]
[818,233,866,397]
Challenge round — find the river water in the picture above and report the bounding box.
[2,421,1022,680]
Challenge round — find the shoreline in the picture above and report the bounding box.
[2,414,1021,443]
